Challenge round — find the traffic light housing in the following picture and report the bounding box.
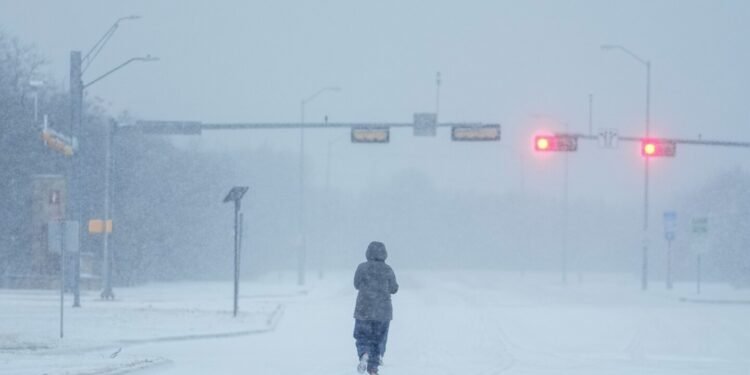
[351,127,390,143]
[451,124,501,141]
[534,134,578,152]
[641,139,676,157]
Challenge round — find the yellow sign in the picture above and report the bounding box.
[42,130,75,156]
[88,219,113,234]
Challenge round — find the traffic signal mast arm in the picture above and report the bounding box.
[130,120,495,133]
[623,137,750,148]
[538,132,750,152]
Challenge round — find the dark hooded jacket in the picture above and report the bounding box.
[353,242,399,321]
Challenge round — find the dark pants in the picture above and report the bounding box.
[354,320,390,372]
[378,326,388,357]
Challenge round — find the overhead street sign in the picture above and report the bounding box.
[598,128,619,148]
[413,113,437,137]
[351,127,389,143]
[451,125,501,141]
[138,121,203,135]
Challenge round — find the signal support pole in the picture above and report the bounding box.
[666,239,673,290]
[601,44,651,291]
[642,60,651,292]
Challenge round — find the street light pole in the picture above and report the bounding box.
[67,15,155,304]
[602,44,651,290]
[29,80,44,124]
[322,134,347,280]
[298,86,340,286]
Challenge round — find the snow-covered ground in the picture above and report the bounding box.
[0,279,292,374]
[3,271,750,374]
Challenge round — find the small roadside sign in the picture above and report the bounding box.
[88,219,113,234]
[48,220,79,254]
[691,217,708,235]
[663,211,676,241]
[690,216,709,255]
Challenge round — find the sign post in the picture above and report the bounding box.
[663,211,676,290]
[59,221,65,339]
[49,220,79,338]
[223,186,249,317]
[691,216,709,294]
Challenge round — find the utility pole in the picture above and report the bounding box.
[65,16,155,302]
[69,51,83,308]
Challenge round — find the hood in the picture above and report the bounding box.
[365,241,387,262]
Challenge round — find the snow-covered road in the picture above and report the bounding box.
[129,271,750,375]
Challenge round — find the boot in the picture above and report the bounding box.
[357,353,368,374]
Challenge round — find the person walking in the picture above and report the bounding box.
[353,241,398,375]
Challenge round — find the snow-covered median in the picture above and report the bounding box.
[0,280,300,374]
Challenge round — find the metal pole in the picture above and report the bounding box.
[33,92,39,124]
[239,212,244,278]
[588,94,593,136]
[562,125,569,285]
[696,254,702,294]
[642,61,651,291]
[59,220,66,339]
[298,101,306,286]
[69,51,82,307]
[320,140,334,280]
[233,200,240,317]
[666,239,673,290]
[101,120,114,300]
[436,72,441,121]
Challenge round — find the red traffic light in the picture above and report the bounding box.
[534,134,578,152]
[535,136,550,150]
[641,139,676,157]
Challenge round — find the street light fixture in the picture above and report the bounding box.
[601,43,652,291]
[298,86,340,286]
[28,79,45,124]
[82,15,141,73]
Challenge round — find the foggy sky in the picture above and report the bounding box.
[2,0,749,209]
